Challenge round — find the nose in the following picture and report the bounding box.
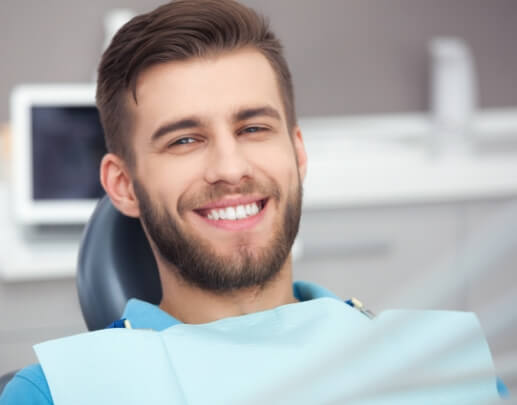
[204,132,252,185]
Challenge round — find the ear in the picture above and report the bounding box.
[292,126,307,181]
[100,153,140,218]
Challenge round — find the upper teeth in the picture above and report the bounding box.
[207,202,261,221]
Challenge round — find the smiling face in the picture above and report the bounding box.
[103,48,307,292]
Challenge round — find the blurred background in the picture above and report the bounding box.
[0,0,516,396]
[1,0,517,119]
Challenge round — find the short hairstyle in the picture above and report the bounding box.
[96,0,296,166]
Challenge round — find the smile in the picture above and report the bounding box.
[205,200,265,221]
[194,198,268,230]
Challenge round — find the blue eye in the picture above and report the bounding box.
[171,137,196,146]
[241,126,265,134]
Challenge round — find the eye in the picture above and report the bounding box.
[239,126,267,135]
[169,137,197,147]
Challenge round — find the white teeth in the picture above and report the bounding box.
[236,205,246,219]
[206,202,262,221]
[226,206,236,220]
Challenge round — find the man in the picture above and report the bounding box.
[0,1,508,403]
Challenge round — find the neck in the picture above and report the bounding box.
[158,256,297,324]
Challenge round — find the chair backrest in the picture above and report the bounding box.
[0,370,18,397]
[76,195,162,331]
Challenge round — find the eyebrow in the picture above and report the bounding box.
[151,118,203,143]
[233,106,282,122]
[150,105,282,143]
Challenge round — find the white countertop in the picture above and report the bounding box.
[300,110,517,209]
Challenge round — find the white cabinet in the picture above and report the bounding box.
[463,198,517,390]
[0,279,86,373]
[294,204,464,312]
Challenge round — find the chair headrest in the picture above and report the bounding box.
[77,195,162,331]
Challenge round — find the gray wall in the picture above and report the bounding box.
[1,0,517,123]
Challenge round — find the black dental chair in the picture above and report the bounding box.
[77,194,162,330]
[0,195,161,394]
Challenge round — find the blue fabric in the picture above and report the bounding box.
[0,364,52,405]
[0,281,510,404]
[497,377,510,398]
[105,318,128,329]
[121,298,181,331]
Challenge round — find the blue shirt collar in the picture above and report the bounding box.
[122,281,341,331]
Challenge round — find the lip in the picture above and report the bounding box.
[194,198,269,231]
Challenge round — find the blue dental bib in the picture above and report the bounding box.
[35,298,502,404]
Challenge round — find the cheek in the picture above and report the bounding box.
[249,145,299,188]
[248,137,297,168]
[139,158,198,213]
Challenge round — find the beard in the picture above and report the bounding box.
[133,176,302,293]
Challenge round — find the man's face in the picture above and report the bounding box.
[127,49,306,292]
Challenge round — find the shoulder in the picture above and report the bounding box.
[0,364,52,405]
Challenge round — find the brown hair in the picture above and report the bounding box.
[96,0,296,166]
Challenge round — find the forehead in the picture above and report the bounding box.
[130,49,285,137]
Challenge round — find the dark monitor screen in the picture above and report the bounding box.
[31,106,107,200]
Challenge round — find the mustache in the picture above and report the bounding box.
[179,178,281,213]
